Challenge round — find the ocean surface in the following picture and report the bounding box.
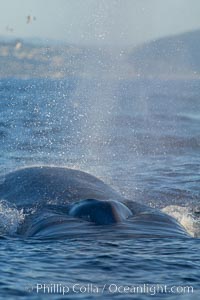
[0,77,200,299]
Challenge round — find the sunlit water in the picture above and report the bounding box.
[0,78,200,299]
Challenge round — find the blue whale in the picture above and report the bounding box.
[0,166,189,238]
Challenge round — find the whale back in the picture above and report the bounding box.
[0,167,189,238]
[0,166,123,207]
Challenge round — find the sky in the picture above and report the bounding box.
[1,0,200,47]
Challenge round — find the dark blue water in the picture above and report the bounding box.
[0,77,200,299]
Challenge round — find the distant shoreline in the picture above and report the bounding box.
[1,29,200,80]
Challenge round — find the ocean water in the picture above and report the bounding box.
[0,77,200,299]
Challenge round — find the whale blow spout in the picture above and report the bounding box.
[69,199,133,225]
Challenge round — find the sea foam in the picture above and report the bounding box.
[0,200,24,235]
[162,205,200,238]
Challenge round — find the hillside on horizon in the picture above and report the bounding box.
[128,29,200,78]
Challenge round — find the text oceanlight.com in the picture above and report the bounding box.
[26,283,194,295]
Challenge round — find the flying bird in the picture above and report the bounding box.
[26,15,36,24]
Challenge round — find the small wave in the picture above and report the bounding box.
[162,205,200,238]
[0,200,25,236]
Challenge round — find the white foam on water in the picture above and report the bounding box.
[0,200,25,236]
[162,205,200,238]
